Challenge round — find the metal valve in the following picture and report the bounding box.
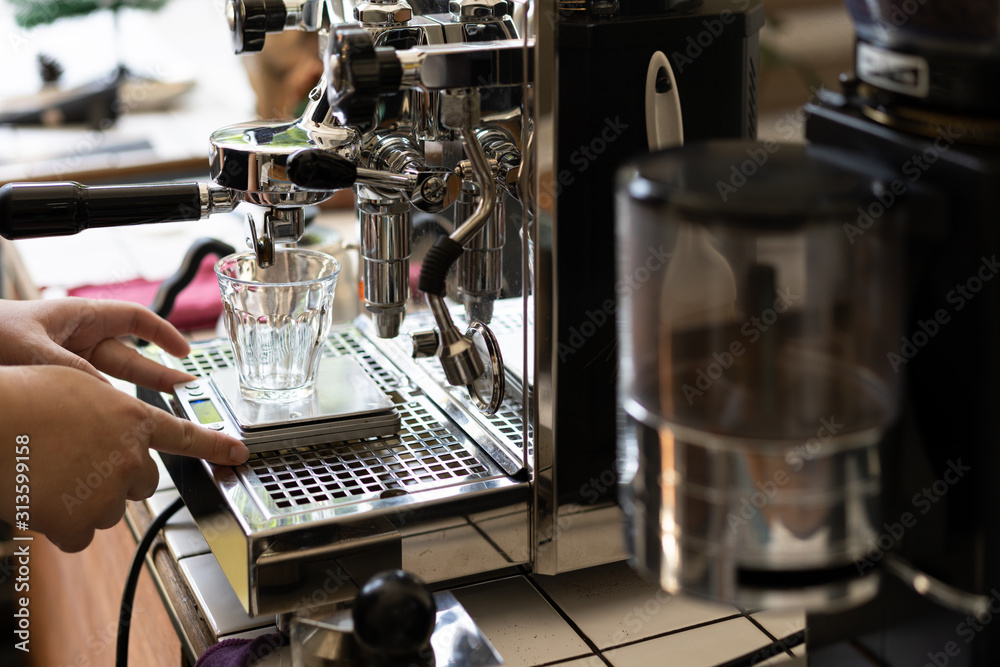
[227,0,288,53]
[287,149,460,213]
[326,27,403,131]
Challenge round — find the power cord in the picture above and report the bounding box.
[115,496,185,667]
[715,630,806,667]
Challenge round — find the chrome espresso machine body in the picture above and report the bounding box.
[0,0,762,621]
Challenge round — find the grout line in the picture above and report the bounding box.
[466,513,518,564]
[599,613,746,652]
[522,576,613,666]
[743,614,797,659]
[533,654,600,667]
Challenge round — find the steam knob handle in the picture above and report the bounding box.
[228,0,287,54]
[287,150,358,191]
[352,570,437,658]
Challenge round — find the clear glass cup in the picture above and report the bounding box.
[216,248,341,402]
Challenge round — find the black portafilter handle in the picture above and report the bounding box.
[0,181,204,241]
[352,570,437,666]
[286,150,358,191]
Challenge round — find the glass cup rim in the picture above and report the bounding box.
[215,248,342,288]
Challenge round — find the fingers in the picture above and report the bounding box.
[38,343,112,386]
[148,410,249,466]
[76,299,192,359]
[90,338,196,392]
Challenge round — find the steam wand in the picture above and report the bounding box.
[415,88,496,387]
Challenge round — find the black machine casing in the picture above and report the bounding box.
[551,0,764,503]
[805,99,1000,665]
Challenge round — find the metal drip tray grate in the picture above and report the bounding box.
[392,300,531,445]
[243,396,496,512]
[164,326,506,518]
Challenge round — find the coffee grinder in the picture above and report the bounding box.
[617,1,1000,664]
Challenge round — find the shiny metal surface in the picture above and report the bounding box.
[397,39,531,90]
[359,197,411,339]
[153,323,530,617]
[620,396,883,610]
[211,356,396,429]
[209,118,360,205]
[290,591,502,667]
[198,183,239,217]
[465,321,505,415]
[450,0,511,22]
[457,187,504,323]
[532,0,558,576]
[381,300,528,477]
[410,329,441,359]
[354,0,413,25]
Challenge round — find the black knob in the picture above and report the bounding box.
[228,0,287,54]
[352,570,437,659]
[326,26,402,132]
[287,150,358,191]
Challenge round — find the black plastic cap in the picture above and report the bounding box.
[287,150,358,191]
[352,570,437,657]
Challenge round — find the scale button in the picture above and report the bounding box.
[184,383,200,390]
[188,391,205,397]
[207,423,225,431]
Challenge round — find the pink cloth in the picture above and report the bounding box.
[68,254,223,332]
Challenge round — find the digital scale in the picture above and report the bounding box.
[173,356,400,452]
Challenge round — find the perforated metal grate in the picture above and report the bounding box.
[393,302,530,445]
[179,346,235,378]
[242,397,498,512]
[169,328,505,516]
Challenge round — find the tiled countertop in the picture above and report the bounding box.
[146,454,809,667]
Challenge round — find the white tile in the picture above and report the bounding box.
[153,451,175,490]
[752,608,806,656]
[549,657,606,667]
[533,561,740,649]
[145,491,211,558]
[402,525,513,583]
[146,489,181,515]
[451,576,591,667]
[604,617,773,667]
[161,507,211,559]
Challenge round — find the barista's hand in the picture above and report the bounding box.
[0,297,193,392]
[0,365,249,552]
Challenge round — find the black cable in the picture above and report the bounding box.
[116,496,185,667]
[715,630,806,667]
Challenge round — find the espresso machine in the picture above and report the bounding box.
[0,0,762,632]
[617,1,1000,664]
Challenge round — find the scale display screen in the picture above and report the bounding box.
[190,398,224,425]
